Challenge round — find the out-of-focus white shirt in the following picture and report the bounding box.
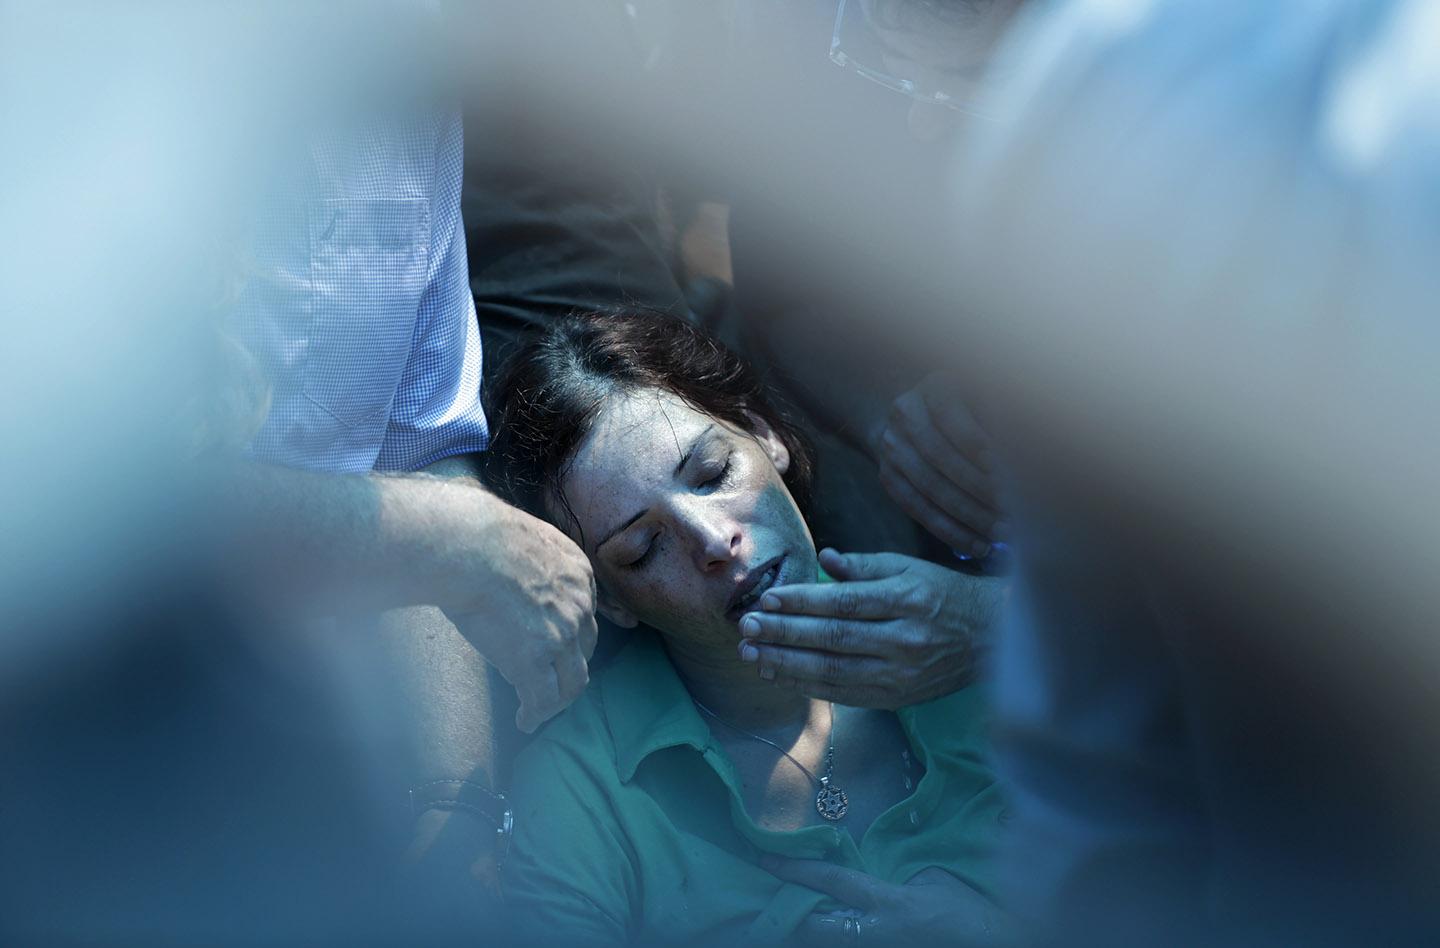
[230,111,488,474]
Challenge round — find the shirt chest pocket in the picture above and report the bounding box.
[304,197,430,427]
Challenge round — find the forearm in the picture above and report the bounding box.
[377,455,519,791]
[212,458,497,615]
[946,570,1010,661]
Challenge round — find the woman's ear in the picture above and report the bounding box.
[743,410,791,475]
[596,585,639,629]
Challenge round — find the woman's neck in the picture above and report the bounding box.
[662,634,817,735]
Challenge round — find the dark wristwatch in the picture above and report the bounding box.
[409,779,515,866]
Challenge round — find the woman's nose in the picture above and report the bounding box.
[679,506,742,571]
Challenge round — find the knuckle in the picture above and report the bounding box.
[775,621,807,650]
[897,627,929,657]
[888,483,922,516]
[834,588,863,619]
[823,619,850,651]
[930,517,966,547]
[899,578,931,612]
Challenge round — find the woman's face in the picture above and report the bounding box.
[554,387,818,649]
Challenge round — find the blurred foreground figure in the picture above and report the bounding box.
[725,0,1023,565]
[1,6,599,944]
[945,0,1440,944]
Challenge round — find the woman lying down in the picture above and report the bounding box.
[490,312,1011,947]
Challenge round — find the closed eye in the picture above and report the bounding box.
[622,536,659,570]
[699,456,734,492]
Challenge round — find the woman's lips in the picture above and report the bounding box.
[726,555,785,622]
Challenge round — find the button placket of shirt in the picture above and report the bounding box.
[855,714,950,870]
[699,743,838,862]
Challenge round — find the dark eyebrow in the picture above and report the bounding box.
[674,423,716,477]
[593,509,646,556]
[594,424,717,554]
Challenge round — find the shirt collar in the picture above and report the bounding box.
[599,569,834,783]
[599,631,715,783]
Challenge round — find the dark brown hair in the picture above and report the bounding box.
[487,310,815,545]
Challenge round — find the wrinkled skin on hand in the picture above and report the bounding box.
[437,491,598,733]
[737,548,1002,709]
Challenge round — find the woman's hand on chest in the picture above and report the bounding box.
[762,858,1018,947]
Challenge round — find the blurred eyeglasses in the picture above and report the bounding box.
[828,0,1000,121]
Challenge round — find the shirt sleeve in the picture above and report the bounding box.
[231,110,489,474]
[502,737,639,947]
[373,111,490,472]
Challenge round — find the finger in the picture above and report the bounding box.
[916,377,993,461]
[881,442,993,535]
[577,607,599,662]
[552,647,590,707]
[818,548,914,582]
[757,577,903,620]
[760,855,890,912]
[793,913,868,948]
[513,663,561,734]
[569,559,599,660]
[879,460,991,557]
[882,428,999,535]
[740,611,891,655]
[584,561,597,609]
[890,390,995,492]
[747,640,889,685]
[890,407,998,509]
[906,866,962,887]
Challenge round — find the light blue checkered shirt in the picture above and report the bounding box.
[231,111,488,474]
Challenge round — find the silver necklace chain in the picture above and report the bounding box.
[692,698,851,821]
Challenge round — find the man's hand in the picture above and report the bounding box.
[874,373,1005,558]
[763,855,1015,947]
[420,488,598,733]
[736,549,1003,708]
[223,464,597,733]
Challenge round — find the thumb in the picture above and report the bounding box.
[483,650,543,734]
[515,702,539,734]
[820,548,911,582]
[760,855,890,912]
[906,866,964,888]
[511,683,543,734]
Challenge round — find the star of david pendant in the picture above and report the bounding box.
[815,777,849,821]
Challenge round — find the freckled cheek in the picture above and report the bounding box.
[706,479,773,552]
[731,478,762,508]
[618,570,721,629]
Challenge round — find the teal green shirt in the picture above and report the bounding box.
[502,634,1005,947]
